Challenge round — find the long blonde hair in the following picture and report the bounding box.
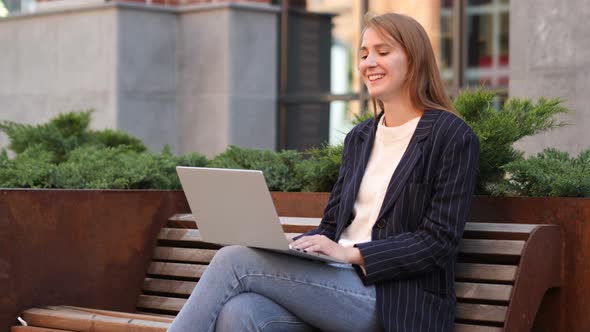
[362,13,457,115]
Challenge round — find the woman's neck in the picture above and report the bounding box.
[380,94,423,127]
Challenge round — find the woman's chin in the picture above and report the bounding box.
[367,89,385,99]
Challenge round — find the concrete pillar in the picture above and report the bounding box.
[176,4,278,157]
[510,0,590,156]
[0,5,119,146]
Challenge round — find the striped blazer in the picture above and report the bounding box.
[302,109,480,332]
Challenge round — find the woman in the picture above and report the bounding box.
[169,12,479,332]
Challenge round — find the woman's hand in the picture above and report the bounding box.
[290,235,364,266]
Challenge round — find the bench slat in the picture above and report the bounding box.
[142,278,512,303]
[158,228,300,245]
[168,214,539,237]
[143,278,197,296]
[456,263,517,282]
[459,239,525,256]
[167,213,198,228]
[22,307,169,332]
[158,228,525,256]
[454,323,503,332]
[456,282,512,302]
[48,306,174,323]
[136,294,508,324]
[11,327,74,332]
[279,216,321,233]
[463,223,538,240]
[278,217,539,235]
[165,215,321,233]
[137,295,186,313]
[147,262,207,279]
[464,223,537,234]
[456,303,507,323]
[158,228,202,242]
[153,247,216,264]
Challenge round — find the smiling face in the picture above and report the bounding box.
[359,27,410,103]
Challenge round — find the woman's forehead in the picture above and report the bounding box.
[361,27,399,48]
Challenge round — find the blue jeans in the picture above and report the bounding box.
[168,246,382,332]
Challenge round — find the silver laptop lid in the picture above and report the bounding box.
[176,166,290,250]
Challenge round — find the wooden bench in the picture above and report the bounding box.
[12,214,561,332]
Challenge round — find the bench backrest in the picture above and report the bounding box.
[136,215,561,332]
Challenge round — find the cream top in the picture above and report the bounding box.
[338,115,420,247]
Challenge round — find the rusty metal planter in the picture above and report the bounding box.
[0,189,190,331]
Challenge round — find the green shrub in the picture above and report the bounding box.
[492,148,590,197]
[50,145,208,190]
[135,148,209,190]
[0,145,57,188]
[0,111,148,163]
[88,129,147,153]
[455,88,569,194]
[0,111,207,189]
[177,151,209,169]
[208,146,303,192]
[352,110,375,125]
[52,145,138,189]
[0,112,92,163]
[296,144,344,192]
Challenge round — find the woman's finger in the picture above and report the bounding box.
[291,235,320,247]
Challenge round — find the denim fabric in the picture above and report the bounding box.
[168,246,381,332]
[215,293,312,332]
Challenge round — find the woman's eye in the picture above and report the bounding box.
[360,55,368,60]
[379,52,389,56]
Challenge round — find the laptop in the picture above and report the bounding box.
[176,166,347,264]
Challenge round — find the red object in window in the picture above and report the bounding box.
[478,55,509,67]
[478,55,492,67]
[499,54,509,66]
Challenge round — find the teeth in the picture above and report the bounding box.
[368,74,384,81]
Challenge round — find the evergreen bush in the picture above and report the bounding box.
[208,146,303,192]
[0,145,56,188]
[0,111,207,189]
[492,148,590,197]
[296,144,344,192]
[454,88,569,194]
[0,111,148,163]
[0,111,91,163]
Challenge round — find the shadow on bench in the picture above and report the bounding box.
[13,214,561,332]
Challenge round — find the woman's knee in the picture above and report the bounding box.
[215,293,312,332]
[211,245,259,267]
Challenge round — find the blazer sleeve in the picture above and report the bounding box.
[293,130,354,241]
[355,129,480,285]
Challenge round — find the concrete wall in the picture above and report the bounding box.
[116,7,178,152]
[0,2,278,157]
[510,1,590,156]
[176,5,277,156]
[0,6,119,150]
[228,8,277,152]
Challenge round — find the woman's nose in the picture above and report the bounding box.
[363,54,377,68]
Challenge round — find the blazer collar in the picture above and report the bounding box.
[357,109,439,143]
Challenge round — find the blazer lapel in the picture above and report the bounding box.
[347,112,381,211]
[375,110,439,222]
